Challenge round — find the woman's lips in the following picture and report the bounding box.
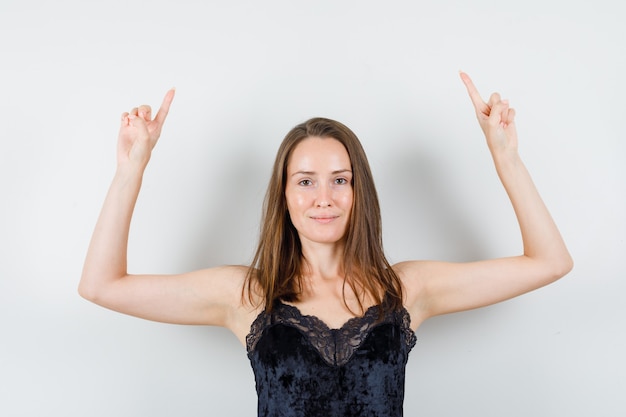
[310,215,339,224]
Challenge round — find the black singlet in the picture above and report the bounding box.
[246,300,417,417]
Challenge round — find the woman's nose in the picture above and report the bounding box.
[315,185,332,207]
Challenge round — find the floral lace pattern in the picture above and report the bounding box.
[247,301,417,367]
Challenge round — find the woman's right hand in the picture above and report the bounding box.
[117,89,175,168]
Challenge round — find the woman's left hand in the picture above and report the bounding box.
[460,72,518,155]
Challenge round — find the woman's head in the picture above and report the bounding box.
[268,117,380,244]
[247,117,402,313]
[284,136,354,248]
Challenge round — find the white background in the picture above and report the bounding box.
[1,0,624,416]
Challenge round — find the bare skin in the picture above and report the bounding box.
[79,73,573,346]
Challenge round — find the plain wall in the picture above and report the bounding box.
[1,0,624,416]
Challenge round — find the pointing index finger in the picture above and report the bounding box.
[154,88,176,125]
[459,72,487,114]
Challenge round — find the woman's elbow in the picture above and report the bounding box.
[77,279,97,302]
[548,253,574,282]
[77,274,108,304]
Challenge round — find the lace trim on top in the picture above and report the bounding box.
[246,301,417,367]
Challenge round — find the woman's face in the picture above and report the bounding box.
[285,136,353,248]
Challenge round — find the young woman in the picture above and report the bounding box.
[79,72,572,416]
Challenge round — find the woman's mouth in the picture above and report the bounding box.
[311,215,338,224]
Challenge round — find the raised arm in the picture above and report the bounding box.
[397,73,573,325]
[78,91,255,342]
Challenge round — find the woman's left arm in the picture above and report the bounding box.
[396,72,573,322]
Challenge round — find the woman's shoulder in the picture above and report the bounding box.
[392,260,434,331]
[210,265,265,344]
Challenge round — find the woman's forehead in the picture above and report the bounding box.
[287,137,351,174]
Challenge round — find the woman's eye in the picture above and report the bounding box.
[298,179,312,186]
[335,178,348,185]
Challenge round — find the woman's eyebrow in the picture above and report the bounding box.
[291,169,352,177]
[290,170,315,177]
[332,169,352,175]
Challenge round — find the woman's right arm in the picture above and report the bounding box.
[78,91,254,335]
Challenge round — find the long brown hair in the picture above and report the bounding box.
[245,117,403,314]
